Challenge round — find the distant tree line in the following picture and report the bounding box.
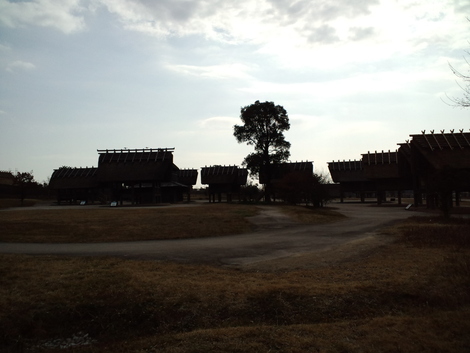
[0,170,49,206]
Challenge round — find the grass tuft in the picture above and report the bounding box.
[400,216,470,249]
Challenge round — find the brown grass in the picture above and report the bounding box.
[0,199,37,209]
[0,204,344,243]
[1,211,469,352]
[0,204,259,242]
[400,216,470,249]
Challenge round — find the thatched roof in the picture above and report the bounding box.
[328,160,363,171]
[361,151,399,165]
[260,161,313,184]
[360,151,402,179]
[97,148,174,183]
[176,169,198,186]
[238,168,248,185]
[49,167,98,189]
[201,166,247,185]
[328,160,366,183]
[407,130,470,170]
[411,130,470,151]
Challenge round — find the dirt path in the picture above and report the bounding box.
[0,202,412,269]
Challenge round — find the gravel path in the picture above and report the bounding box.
[0,202,413,267]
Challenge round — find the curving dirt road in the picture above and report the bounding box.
[0,202,413,268]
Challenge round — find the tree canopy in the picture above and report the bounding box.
[233,100,290,201]
[13,171,35,206]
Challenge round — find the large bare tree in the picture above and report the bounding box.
[448,57,470,108]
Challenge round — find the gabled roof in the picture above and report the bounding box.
[176,169,198,186]
[328,160,362,171]
[361,150,399,165]
[285,161,314,172]
[410,130,470,151]
[201,166,247,185]
[407,130,470,170]
[51,167,98,178]
[97,148,174,164]
[49,167,98,189]
[97,148,174,182]
[327,160,366,183]
[360,151,405,179]
[259,161,313,184]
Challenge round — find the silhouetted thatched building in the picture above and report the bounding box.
[328,129,470,207]
[49,148,198,205]
[201,165,248,202]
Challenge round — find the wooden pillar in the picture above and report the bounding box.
[413,175,422,206]
[398,190,402,205]
[360,182,365,203]
[377,190,386,205]
[426,193,436,209]
[131,184,135,205]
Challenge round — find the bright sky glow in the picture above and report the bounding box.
[0,0,469,185]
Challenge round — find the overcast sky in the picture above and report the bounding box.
[1,0,469,185]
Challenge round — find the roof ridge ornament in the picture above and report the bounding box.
[430,130,443,150]
[440,129,454,150]
[421,130,434,151]
[460,129,470,147]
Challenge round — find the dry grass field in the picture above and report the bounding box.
[0,204,469,352]
[0,204,259,242]
[0,199,37,209]
[0,203,344,243]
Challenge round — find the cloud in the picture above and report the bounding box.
[6,60,36,72]
[348,26,375,41]
[290,114,326,130]
[198,116,239,130]
[0,0,86,33]
[0,43,11,51]
[98,0,382,45]
[99,0,269,42]
[305,24,340,44]
[98,0,469,76]
[166,63,254,80]
[267,0,377,23]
